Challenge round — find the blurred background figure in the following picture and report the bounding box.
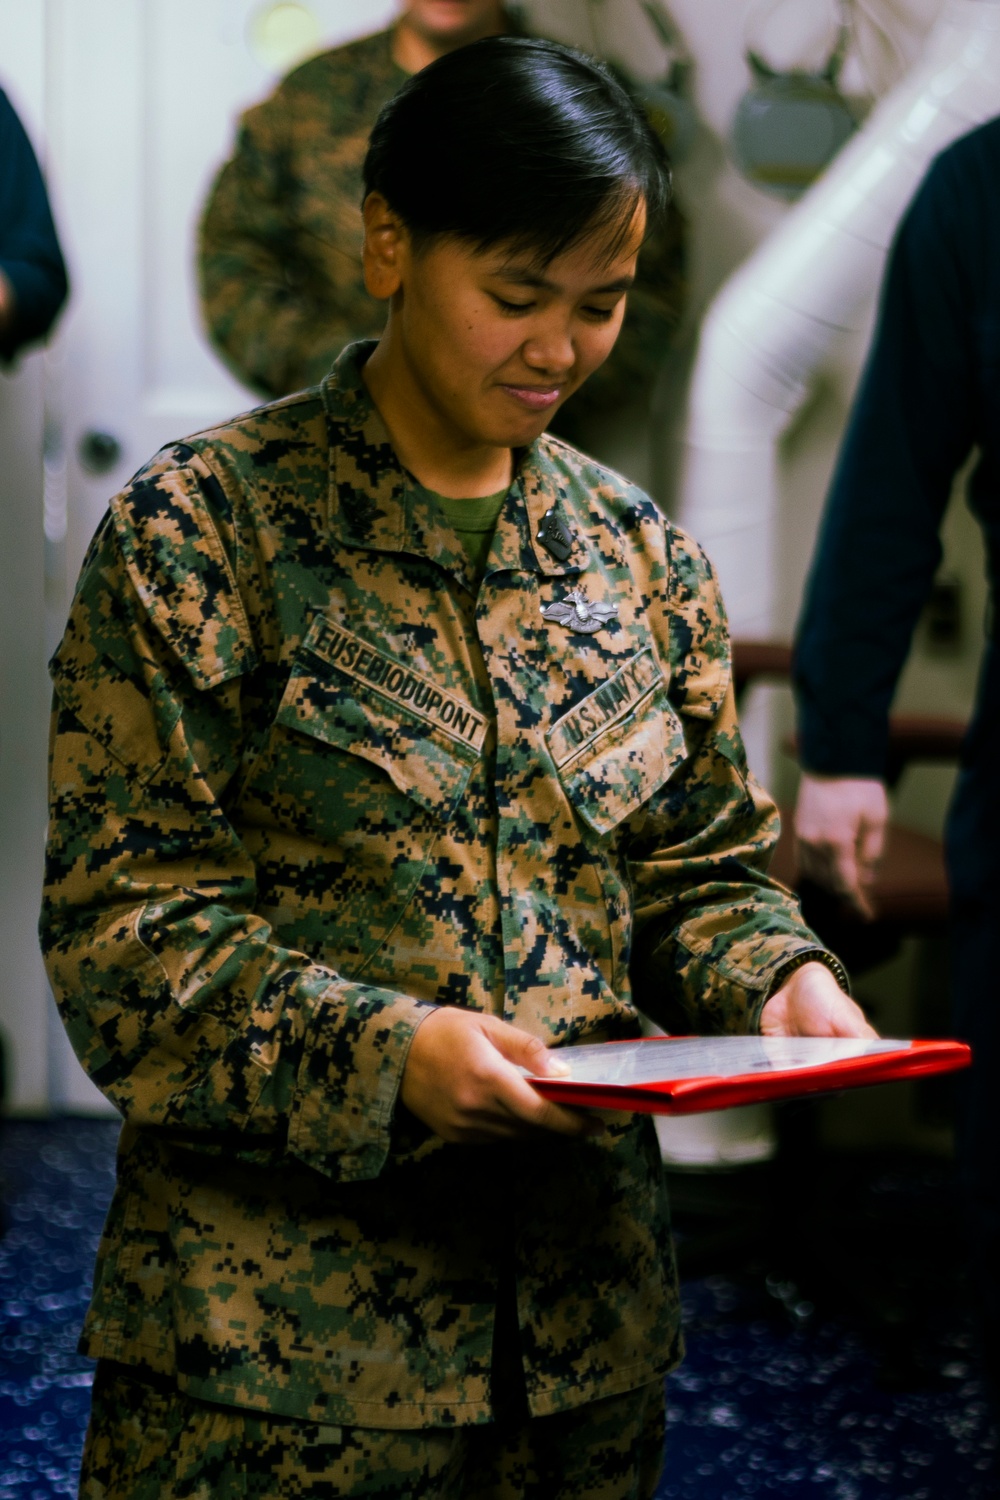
[197,0,686,445]
[793,116,1000,1389]
[0,86,67,364]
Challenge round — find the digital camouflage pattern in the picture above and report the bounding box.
[81,1364,665,1499]
[197,25,686,434]
[42,341,840,1429]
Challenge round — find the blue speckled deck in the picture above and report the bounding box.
[662,1275,998,1498]
[1,1120,997,1497]
[0,1120,118,1498]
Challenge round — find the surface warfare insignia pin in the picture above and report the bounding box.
[541,586,618,635]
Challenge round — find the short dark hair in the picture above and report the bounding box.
[363,36,670,265]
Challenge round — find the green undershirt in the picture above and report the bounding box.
[421,485,509,585]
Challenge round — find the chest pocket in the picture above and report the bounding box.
[276,616,486,817]
[546,648,688,838]
[238,615,488,975]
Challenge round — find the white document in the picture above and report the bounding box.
[542,1036,906,1087]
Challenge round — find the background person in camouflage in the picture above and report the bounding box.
[45,39,869,1500]
[197,0,686,445]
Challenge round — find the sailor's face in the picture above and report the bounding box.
[394,205,646,451]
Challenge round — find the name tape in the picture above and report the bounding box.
[309,620,487,753]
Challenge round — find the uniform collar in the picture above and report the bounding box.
[321,342,590,584]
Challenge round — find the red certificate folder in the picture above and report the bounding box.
[529,1036,971,1115]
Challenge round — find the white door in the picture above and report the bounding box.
[33,0,394,1109]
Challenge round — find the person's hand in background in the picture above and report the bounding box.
[794,772,889,920]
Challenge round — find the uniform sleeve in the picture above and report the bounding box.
[0,89,68,360]
[40,456,432,1183]
[793,147,978,777]
[197,96,373,398]
[630,530,846,1035]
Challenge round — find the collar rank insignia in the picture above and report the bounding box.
[536,507,574,562]
[541,586,618,635]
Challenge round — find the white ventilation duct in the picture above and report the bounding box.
[677,0,1000,639]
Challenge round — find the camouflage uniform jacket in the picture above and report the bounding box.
[197,26,686,431]
[42,342,837,1429]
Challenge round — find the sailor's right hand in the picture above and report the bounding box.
[401,1007,603,1144]
[794,772,889,920]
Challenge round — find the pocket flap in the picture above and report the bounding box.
[276,617,487,819]
[546,649,688,836]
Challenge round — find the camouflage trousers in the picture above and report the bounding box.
[80,1363,666,1500]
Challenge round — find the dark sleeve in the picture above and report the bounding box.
[793,146,979,777]
[0,89,68,360]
